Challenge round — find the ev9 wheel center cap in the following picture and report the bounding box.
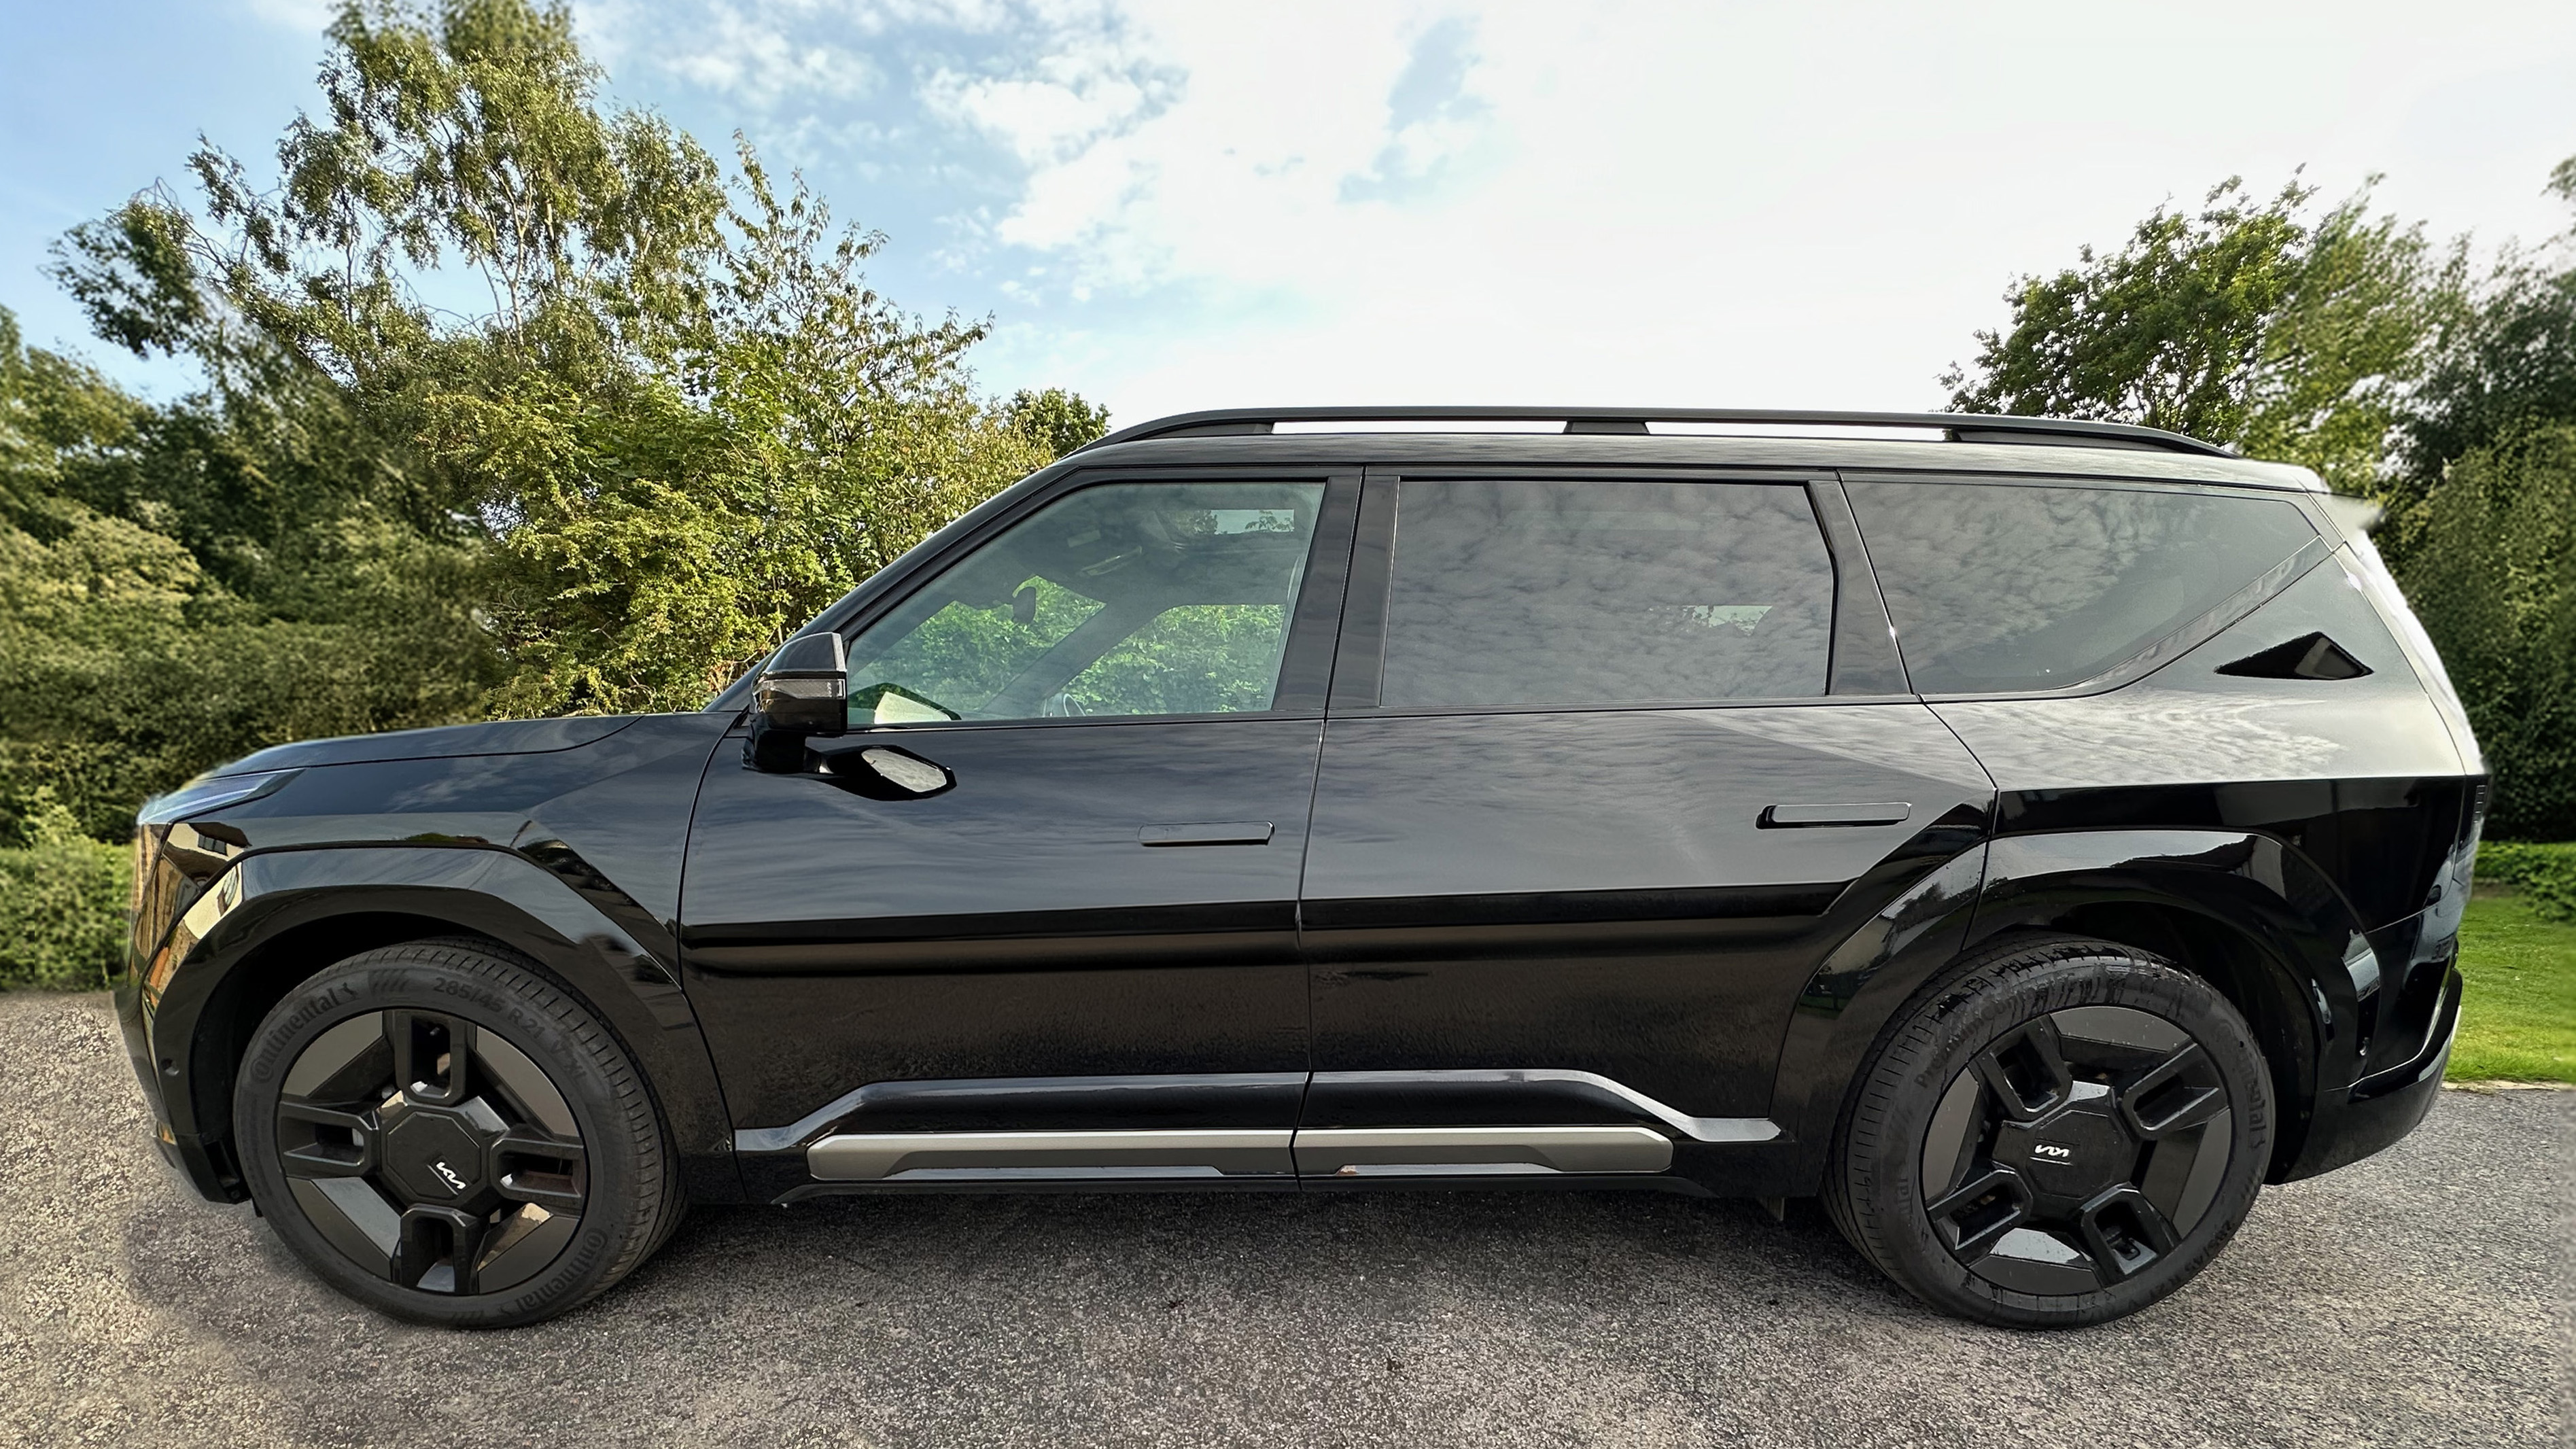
[1993,1100,2137,1204]
[381,1110,485,1202]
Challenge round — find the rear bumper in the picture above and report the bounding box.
[2279,964,2460,1181]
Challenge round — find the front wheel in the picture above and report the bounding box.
[1825,935,2274,1327]
[233,939,682,1327]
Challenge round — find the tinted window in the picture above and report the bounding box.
[843,482,1326,723]
[1378,480,1834,708]
[1847,482,2319,693]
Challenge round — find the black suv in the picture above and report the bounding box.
[119,408,2479,1329]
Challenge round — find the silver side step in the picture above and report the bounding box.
[809,1129,1293,1181]
[805,1123,1679,1182]
[1291,1125,1673,1176]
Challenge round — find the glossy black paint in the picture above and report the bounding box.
[120,425,2481,1224]
[207,715,642,778]
[1300,703,1997,1127]
[679,716,1326,1166]
[117,713,742,1203]
[1923,550,2476,1179]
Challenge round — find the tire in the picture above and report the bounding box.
[233,939,683,1327]
[1825,935,2274,1327]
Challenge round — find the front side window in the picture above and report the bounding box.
[1845,481,2322,694]
[841,482,1327,724]
[1376,479,1836,708]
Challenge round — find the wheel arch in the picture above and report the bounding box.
[1772,829,2364,1191]
[1963,830,2367,1181]
[141,846,742,1205]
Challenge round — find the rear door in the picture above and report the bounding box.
[1293,469,1993,1179]
[682,474,1355,1191]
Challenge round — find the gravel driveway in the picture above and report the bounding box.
[2,990,2565,1448]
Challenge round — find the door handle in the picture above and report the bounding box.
[1759,802,1911,828]
[1139,821,1275,847]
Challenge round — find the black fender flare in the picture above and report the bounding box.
[135,844,742,1204]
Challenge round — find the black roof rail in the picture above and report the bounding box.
[1070,406,2237,459]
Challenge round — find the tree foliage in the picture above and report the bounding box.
[25,0,1084,768]
[2398,425,2576,839]
[0,309,489,841]
[2392,162,2576,514]
[1944,177,2456,495]
[1005,387,1113,459]
[0,791,130,990]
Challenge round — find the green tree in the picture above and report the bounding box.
[50,0,1081,720]
[0,307,488,840]
[1005,387,1113,459]
[2395,425,2576,839]
[1944,176,2456,495]
[2392,158,2576,519]
[2387,156,2576,840]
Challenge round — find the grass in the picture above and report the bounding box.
[2448,887,2576,1083]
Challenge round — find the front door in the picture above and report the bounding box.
[1294,472,1992,1179]
[683,476,1355,1192]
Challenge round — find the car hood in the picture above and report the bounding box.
[202,715,648,778]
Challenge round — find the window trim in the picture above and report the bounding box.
[812,468,1362,733]
[1327,468,1866,717]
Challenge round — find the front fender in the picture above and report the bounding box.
[123,845,741,1204]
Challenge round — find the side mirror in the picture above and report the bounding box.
[747,633,847,771]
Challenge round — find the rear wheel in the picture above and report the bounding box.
[233,939,682,1327]
[1826,935,2274,1327]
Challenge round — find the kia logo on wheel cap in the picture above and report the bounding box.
[433,1160,468,1194]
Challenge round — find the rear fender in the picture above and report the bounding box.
[1967,829,2367,1178]
[1766,829,2363,1191]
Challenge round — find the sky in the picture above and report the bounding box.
[4,0,2574,425]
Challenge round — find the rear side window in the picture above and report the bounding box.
[1378,480,1834,708]
[1847,481,2319,694]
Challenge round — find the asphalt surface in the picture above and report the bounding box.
[1,991,2566,1449]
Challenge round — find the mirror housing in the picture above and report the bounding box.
[747,633,848,771]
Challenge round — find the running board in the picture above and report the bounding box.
[805,1123,1687,1182]
[1293,1125,1671,1176]
[809,1129,1291,1181]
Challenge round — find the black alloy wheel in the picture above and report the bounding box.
[1827,935,2274,1327]
[234,940,682,1327]
[269,1007,589,1295]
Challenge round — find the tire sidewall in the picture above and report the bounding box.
[1846,944,2275,1327]
[234,948,649,1328]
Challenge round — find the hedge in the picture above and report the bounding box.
[2477,840,2576,923]
[0,803,129,991]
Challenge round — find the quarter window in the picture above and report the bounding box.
[1376,480,1836,708]
[841,482,1327,724]
[1845,481,2320,694]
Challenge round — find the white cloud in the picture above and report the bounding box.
[666,4,879,103]
[593,0,2576,427]
[954,0,2576,421]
